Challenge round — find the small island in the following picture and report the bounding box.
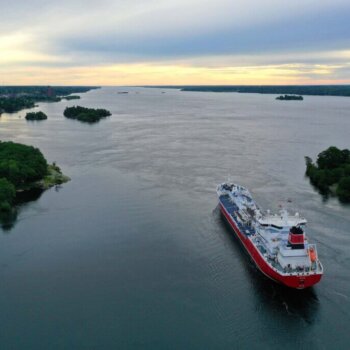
[276,95,303,101]
[63,95,80,101]
[64,106,111,123]
[305,146,350,202]
[0,141,69,212]
[25,111,48,121]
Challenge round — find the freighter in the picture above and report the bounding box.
[217,183,323,289]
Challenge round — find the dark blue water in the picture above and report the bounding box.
[0,87,349,349]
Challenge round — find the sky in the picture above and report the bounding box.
[1,0,350,85]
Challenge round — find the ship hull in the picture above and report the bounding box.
[219,201,322,289]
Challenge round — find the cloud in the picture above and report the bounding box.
[56,4,350,60]
[0,0,349,84]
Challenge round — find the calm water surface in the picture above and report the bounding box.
[0,87,349,349]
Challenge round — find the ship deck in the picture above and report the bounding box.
[219,195,255,236]
[217,183,323,287]
[219,194,323,277]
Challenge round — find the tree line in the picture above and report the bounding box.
[305,146,350,202]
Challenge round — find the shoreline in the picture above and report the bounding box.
[16,164,70,192]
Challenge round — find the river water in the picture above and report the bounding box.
[0,87,349,349]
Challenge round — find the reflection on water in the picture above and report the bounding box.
[0,210,18,231]
[14,188,45,204]
[0,87,350,349]
[0,188,44,231]
[304,174,340,204]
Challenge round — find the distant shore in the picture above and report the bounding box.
[142,85,350,97]
[0,86,99,114]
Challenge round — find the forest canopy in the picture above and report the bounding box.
[305,146,350,202]
[64,106,111,123]
[25,111,48,121]
[0,141,48,211]
[0,86,98,114]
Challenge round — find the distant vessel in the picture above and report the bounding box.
[217,183,323,289]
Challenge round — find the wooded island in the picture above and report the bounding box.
[64,106,111,123]
[305,146,350,202]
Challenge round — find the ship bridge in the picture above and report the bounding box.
[258,210,307,229]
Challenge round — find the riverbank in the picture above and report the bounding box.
[143,85,350,97]
[17,164,70,192]
[0,86,99,114]
[0,141,70,213]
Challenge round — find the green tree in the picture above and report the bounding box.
[64,106,111,123]
[25,111,48,120]
[336,177,350,202]
[0,141,48,186]
[317,146,349,169]
[306,147,350,201]
[0,178,16,211]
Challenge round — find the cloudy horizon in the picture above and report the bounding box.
[1,0,350,85]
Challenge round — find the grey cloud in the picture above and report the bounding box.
[1,0,349,70]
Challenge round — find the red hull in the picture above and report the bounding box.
[219,202,322,289]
